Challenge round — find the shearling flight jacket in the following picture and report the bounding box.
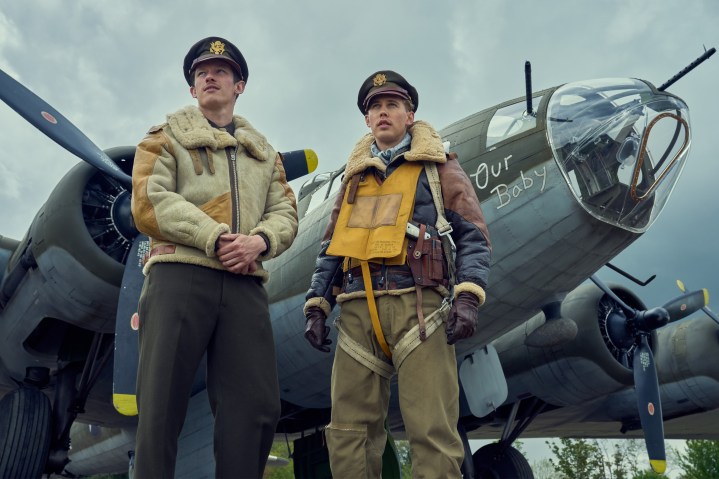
[131,105,298,281]
[305,120,491,317]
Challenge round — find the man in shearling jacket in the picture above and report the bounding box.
[131,36,297,478]
[303,70,491,478]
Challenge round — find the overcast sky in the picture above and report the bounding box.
[1,0,717,471]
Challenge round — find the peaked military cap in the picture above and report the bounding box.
[183,36,248,86]
[357,70,418,114]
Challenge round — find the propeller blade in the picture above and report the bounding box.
[280,149,318,181]
[633,336,666,474]
[112,233,148,416]
[662,289,709,322]
[0,68,132,188]
[676,279,719,325]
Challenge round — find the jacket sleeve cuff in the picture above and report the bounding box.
[204,222,231,257]
[454,282,486,306]
[304,297,332,318]
[250,226,277,261]
[256,233,270,255]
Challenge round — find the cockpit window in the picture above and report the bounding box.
[297,167,344,218]
[486,96,543,148]
[547,78,690,232]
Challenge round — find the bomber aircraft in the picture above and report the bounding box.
[0,47,716,479]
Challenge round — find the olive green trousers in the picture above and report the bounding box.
[326,290,464,479]
[134,263,280,478]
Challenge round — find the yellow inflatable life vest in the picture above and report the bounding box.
[327,161,423,264]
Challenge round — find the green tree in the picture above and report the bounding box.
[395,440,413,477]
[547,438,680,479]
[597,439,643,479]
[548,438,606,479]
[676,439,719,479]
[610,444,629,479]
[631,469,664,479]
[532,458,558,479]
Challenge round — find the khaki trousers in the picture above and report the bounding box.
[326,290,464,479]
[134,263,280,479]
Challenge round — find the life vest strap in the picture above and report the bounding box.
[360,260,392,359]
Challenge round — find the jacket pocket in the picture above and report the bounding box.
[199,192,232,226]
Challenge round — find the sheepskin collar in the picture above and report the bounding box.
[343,120,446,183]
[166,105,271,161]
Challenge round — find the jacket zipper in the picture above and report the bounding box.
[227,147,240,233]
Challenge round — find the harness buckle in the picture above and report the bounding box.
[439,226,456,252]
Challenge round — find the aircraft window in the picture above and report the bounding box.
[298,172,331,202]
[486,96,543,148]
[547,78,691,232]
[302,167,344,215]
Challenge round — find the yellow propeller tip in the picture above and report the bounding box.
[113,393,138,416]
[704,288,710,306]
[676,279,686,292]
[304,149,318,173]
[650,459,666,474]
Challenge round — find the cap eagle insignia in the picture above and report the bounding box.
[209,41,226,55]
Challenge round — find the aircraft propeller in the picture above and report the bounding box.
[677,279,719,325]
[590,274,708,474]
[0,68,133,188]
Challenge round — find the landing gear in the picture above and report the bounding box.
[0,387,52,479]
[473,443,533,479]
[0,332,115,477]
[46,332,115,474]
[128,450,136,479]
[461,397,547,478]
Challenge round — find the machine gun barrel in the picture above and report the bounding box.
[658,47,716,91]
[525,61,533,116]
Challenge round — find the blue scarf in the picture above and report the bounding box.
[371,132,412,165]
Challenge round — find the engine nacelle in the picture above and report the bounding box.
[493,282,651,407]
[0,147,134,381]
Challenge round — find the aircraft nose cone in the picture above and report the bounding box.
[547,78,691,233]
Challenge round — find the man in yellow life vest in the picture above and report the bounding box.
[303,70,492,478]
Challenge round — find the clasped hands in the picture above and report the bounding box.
[216,233,265,275]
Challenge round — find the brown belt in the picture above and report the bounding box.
[346,264,412,278]
[143,245,176,264]
[150,245,176,257]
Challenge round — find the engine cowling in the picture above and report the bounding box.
[493,282,654,407]
[0,147,135,380]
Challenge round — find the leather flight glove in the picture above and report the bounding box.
[446,292,480,345]
[304,307,332,353]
